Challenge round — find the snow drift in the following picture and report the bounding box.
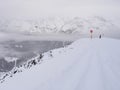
[0,38,120,90]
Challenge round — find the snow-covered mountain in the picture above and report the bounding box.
[0,16,120,37]
[0,38,120,90]
[0,51,53,83]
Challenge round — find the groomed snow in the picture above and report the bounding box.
[0,38,120,90]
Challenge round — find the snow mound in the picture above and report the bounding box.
[0,38,120,90]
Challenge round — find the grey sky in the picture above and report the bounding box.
[0,0,120,19]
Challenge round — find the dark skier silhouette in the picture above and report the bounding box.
[99,34,101,39]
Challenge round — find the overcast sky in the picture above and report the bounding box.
[0,0,120,19]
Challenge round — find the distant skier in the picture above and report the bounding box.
[90,30,93,39]
[99,34,101,39]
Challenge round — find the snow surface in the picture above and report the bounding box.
[0,38,120,90]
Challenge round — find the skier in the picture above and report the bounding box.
[90,30,93,39]
[99,34,101,39]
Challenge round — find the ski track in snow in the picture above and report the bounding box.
[0,38,120,90]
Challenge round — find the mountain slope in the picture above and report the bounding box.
[0,38,120,90]
[0,16,120,38]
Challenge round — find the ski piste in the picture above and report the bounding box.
[0,38,120,90]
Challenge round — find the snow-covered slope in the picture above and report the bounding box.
[0,38,120,90]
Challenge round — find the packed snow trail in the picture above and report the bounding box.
[0,38,120,90]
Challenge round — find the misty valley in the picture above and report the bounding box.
[0,40,71,73]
